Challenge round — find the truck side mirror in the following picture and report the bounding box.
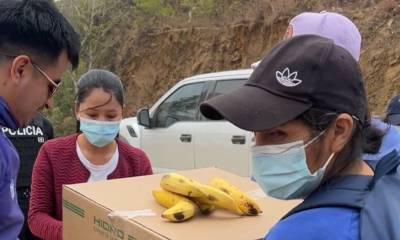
[137,108,151,128]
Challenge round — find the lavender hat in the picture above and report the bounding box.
[251,11,361,68]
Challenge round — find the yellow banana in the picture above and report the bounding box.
[210,177,262,215]
[152,189,190,208]
[160,173,206,198]
[192,199,216,215]
[194,184,243,215]
[161,200,196,222]
[152,188,196,222]
[153,188,215,219]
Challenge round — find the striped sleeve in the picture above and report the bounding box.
[28,143,62,240]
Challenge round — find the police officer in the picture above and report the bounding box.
[2,113,54,240]
[0,1,80,238]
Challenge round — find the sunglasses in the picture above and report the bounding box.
[0,52,61,98]
[31,62,61,98]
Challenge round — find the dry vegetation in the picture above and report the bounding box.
[48,0,400,135]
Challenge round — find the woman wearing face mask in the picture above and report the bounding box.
[200,35,400,240]
[28,69,153,240]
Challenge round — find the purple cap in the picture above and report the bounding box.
[251,11,361,68]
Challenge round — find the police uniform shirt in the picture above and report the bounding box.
[1,114,54,188]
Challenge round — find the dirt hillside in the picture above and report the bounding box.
[109,0,400,117]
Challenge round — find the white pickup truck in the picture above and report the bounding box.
[119,69,254,176]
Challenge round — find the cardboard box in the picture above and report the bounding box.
[63,167,300,240]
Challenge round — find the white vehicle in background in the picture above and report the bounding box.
[119,69,254,176]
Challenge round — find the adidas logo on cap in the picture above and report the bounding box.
[276,67,302,87]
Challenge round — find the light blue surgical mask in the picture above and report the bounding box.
[251,130,335,200]
[80,118,121,147]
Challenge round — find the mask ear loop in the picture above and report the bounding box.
[322,152,335,170]
[302,129,327,149]
[311,152,336,177]
[303,128,334,175]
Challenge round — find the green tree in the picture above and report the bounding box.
[43,70,78,136]
[180,0,216,21]
[47,0,131,136]
[136,0,175,17]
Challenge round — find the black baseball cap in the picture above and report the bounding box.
[386,95,400,125]
[200,35,367,131]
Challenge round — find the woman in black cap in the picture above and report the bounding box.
[200,35,400,240]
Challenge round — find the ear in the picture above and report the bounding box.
[10,55,33,86]
[328,113,354,153]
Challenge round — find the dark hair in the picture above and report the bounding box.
[76,69,124,106]
[0,0,80,69]
[298,108,384,180]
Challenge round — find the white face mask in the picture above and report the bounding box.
[251,130,335,200]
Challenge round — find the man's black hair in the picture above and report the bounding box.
[0,0,80,69]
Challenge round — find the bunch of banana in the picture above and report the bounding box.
[159,173,243,215]
[210,177,262,215]
[152,189,196,222]
[153,173,263,222]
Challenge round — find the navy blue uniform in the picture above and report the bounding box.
[2,114,53,240]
